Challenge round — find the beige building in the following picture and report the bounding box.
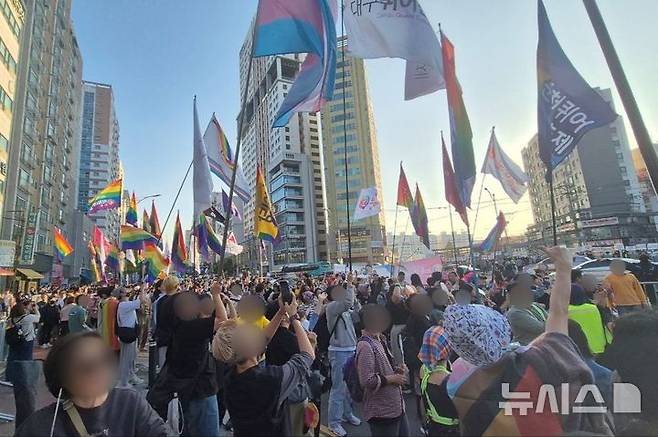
[320,37,386,264]
[522,89,654,247]
[0,0,24,243]
[2,0,83,276]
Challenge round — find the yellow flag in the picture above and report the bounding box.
[254,166,278,241]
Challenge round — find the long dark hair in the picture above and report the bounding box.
[43,331,107,398]
[9,302,26,319]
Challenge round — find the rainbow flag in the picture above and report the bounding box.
[196,213,209,260]
[441,31,476,208]
[150,201,161,238]
[142,210,151,233]
[396,163,414,210]
[143,241,169,281]
[106,245,121,272]
[479,212,507,253]
[120,225,158,250]
[53,228,73,258]
[171,213,188,273]
[205,215,223,255]
[99,298,119,351]
[126,192,138,226]
[88,179,123,214]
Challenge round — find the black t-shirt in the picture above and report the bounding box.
[16,387,168,437]
[168,317,214,378]
[266,326,299,366]
[154,294,177,347]
[386,301,409,325]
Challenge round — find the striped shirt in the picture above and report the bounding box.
[356,334,405,421]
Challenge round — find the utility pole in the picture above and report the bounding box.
[583,0,658,195]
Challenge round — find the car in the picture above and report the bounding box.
[572,258,650,283]
[534,255,592,272]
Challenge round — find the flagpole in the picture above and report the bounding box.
[340,0,353,271]
[471,174,485,239]
[397,214,411,273]
[157,160,193,245]
[448,205,459,269]
[389,205,398,276]
[472,126,494,237]
[549,175,558,246]
[219,15,259,276]
[582,0,658,194]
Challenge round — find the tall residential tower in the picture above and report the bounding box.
[237,23,329,269]
[3,0,83,276]
[77,81,121,242]
[320,37,386,264]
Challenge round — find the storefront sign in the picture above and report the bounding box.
[580,216,619,229]
[20,209,39,265]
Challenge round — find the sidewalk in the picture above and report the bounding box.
[0,348,150,436]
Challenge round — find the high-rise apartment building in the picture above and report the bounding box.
[0,0,24,234]
[2,0,83,276]
[320,37,386,264]
[238,23,328,269]
[522,88,655,247]
[77,81,121,242]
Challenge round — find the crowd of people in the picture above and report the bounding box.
[2,247,658,436]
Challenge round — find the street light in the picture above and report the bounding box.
[137,194,161,205]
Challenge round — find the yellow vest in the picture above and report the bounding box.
[568,303,612,354]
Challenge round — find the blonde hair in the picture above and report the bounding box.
[161,275,180,293]
[212,319,239,364]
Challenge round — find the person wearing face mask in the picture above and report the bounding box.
[16,331,168,436]
[212,295,315,437]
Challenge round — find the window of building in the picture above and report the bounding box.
[0,85,13,113]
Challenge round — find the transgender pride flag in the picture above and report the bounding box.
[479,212,507,253]
[254,0,337,128]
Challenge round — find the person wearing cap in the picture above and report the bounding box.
[505,275,548,345]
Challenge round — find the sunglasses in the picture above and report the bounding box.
[71,352,115,376]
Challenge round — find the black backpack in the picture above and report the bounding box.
[313,312,346,355]
[6,315,27,347]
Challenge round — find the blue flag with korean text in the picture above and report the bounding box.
[254,0,337,128]
[537,0,617,179]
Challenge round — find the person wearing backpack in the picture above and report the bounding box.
[6,299,41,427]
[355,304,408,437]
[325,274,362,437]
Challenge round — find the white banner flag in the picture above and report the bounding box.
[354,187,381,220]
[344,0,444,100]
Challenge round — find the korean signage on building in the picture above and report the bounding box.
[20,209,39,265]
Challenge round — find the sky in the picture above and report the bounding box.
[71,0,658,246]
